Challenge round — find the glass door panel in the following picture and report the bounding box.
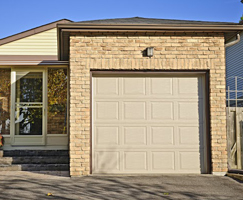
[16,72,43,102]
[15,72,43,136]
[15,106,43,135]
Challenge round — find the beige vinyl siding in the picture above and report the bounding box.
[0,28,57,55]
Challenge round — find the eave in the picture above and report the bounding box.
[57,23,243,60]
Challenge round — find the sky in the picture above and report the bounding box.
[0,0,242,39]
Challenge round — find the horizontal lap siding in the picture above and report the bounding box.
[226,32,243,91]
[0,28,57,55]
[69,32,226,176]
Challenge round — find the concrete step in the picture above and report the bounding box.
[0,157,12,165]
[11,156,69,164]
[20,164,69,171]
[0,156,69,165]
[0,163,69,171]
[0,150,3,157]
[3,150,69,157]
[31,171,69,176]
[0,150,70,172]
[0,165,21,171]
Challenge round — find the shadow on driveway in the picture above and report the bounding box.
[0,172,242,200]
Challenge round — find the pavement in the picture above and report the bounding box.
[0,172,243,200]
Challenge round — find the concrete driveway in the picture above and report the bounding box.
[0,172,242,200]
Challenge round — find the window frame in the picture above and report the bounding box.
[8,66,69,146]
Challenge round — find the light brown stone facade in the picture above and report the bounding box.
[69,32,227,176]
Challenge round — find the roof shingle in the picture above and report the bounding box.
[76,17,238,25]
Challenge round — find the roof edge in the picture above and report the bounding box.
[57,23,243,33]
[0,19,72,46]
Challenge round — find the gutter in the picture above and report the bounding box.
[225,33,241,48]
[57,23,243,32]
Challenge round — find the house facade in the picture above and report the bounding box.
[0,19,71,150]
[0,17,242,176]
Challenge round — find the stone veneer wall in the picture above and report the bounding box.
[69,32,226,176]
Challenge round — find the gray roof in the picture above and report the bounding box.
[76,17,238,25]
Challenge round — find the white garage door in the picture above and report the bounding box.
[92,74,206,174]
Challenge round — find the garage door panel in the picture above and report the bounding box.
[95,101,119,120]
[95,77,119,96]
[178,77,199,95]
[152,152,175,170]
[179,151,201,171]
[178,127,200,145]
[151,102,174,120]
[124,151,147,170]
[123,77,146,95]
[124,127,147,145]
[93,75,205,174]
[95,151,120,171]
[95,126,119,145]
[151,127,174,145]
[178,102,199,120]
[150,78,173,95]
[123,101,146,120]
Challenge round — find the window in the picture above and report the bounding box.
[0,69,11,135]
[47,68,68,134]
[10,67,68,138]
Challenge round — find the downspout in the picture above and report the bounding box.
[225,33,240,48]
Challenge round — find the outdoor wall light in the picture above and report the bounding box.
[147,47,154,57]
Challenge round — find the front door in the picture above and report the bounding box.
[10,69,46,145]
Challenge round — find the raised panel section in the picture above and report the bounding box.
[124,102,146,120]
[123,78,146,95]
[151,127,174,145]
[179,127,200,145]
[96,102,119,120]
[96,78,118,95]
[96,151,120,171]
[96,127,119,145]
[152,152,175,170]
[124,127,146,145]
[151,102,173,120]
[124,152,147,170]
[179,152,200,170]
[179,102,198,120]
[178,78,198,95]
[151,78,173,95]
